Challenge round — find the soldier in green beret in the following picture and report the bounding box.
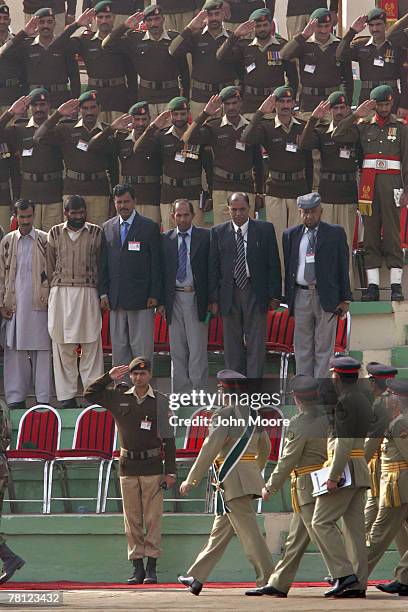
[23,3,75,38]
[286,1,338,41]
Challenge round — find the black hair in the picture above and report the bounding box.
[113,183,136,200]
[63,195,86,212]
[171,199,194,215]
[227,192,250,206]
[14,198,35,214]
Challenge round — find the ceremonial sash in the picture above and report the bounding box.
[358,154,401,216]
[212,408,257,515]
[377,0,398,25]
[383,461,408,507]
[368,450,381,498]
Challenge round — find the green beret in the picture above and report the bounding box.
[367,8,386,23]
[328,90,347,107]
[203,0,223,10]
[94,0,113,13]
[34,7,54,18]
[219,86,241,102]
[0,5,10,15]
[273,85,294,100]
[129,101,149,116]
[29,87,49,103]
[143,4,162,19]
[370,84,393,102]
[129,356,151,372]
[167,96,189,111]
[78,90,99,105]
[249,7,272,22]
[310,8,331,23]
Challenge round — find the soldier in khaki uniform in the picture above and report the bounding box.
[311,356,372,598]
[367,378,408,597]
[178,370,274,596]
[332,85,408,302]
[286,0,338,41]
[245,376,329,598]
[0,399,25,584]
[84,357,176,585]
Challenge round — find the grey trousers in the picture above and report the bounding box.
[4,347,53,404]
[168,291,208,394]
[110,309,155,370]
[294,287,337,378]
[222,282,267,378]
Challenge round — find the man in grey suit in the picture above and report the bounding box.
[160,199,210,394]
[99,183,162,369]
[208,192,281,377]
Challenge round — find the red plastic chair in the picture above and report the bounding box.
[7,405,61,514]
[266,305,295,396]
[207,314,224,352]
[47,405,116,513]
[154,311,170,353]
[334,312,351,355]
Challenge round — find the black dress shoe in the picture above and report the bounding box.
[391,284,405,302]
[127,559,145,584]
[245,585,287,597]
[324,575,334,585]
[361,284,380,302]
[143,557,157,584]
[333,589,366,598]
[324,574,358,597]
[60,398,78,409]
[377,580,408,595]
[178,575,203,596]
[0,544,25,585]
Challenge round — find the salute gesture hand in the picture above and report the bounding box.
[111,113,134,131]
[152,110,172,130]
[57,99,80,116]
[9,96,31,116]
[354,99,376,119]
[259,94,276,115]
[351,15,367,33]
[234,20,255,38]
[125,11,144,31]
[302,18,318,40]
[188,10,207,32]
[76,8,95,28]
[24,15,39,37]
[204,95,222,116]
[312,100,331,120]
[109,365,129,381]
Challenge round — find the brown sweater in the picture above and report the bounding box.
[84,372,176,477]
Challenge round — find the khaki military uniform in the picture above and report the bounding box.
[0,399,11,547]
[185,404,274,586]
[265,408,328,593]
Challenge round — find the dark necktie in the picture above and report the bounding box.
[120,221,129,246]
[304,228,317,283]
[176,232,188,283]
[234,227,248,289]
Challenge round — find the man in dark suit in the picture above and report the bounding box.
[160,199,210,393]
[283,192,352,378]
[99,183,161,369]
[208,192,281,378]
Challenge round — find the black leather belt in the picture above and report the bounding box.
[120,447,161,460]
[66,169,107,181]
[22,171,63,182]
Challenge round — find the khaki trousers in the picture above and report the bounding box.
[286,15,309,40]
[264,196,299,270]
[160,199,202,232]
[120,474,163,559]
[365,492,408,559]
[34,202,63,232]
[136,204,161,225]
[321,203,357,289]
[25,12,65,36]
[63,195,110,227]
[0,205,11,234]
[187,495,274,586]
[368,503,408,584]
[312,487,368,589]
[212,191,255,226]
[164,11,195,33]
[52,339,104,401]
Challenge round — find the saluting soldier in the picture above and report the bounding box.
[34,91,119,226]
[332,85,408,302]
[134,96,208,231]
[337,9,403,113]
[88,101,162,224]
[81,0,145,28]
[0,5,25,116]
[23,1,76,37]
[286,0,338,41]
[221,0,275,33]
[102,4,190,120]
[0,8,80,111]
[48,3,137,124]
[178,370,274,596]
[367,378,408,597]
[161,0,201,34]
[217,8,298,117]
[0,90,64,232]
[84,357,176,585]
[169,1,239,118]
[183,86,264,224]
[246,376,329,598]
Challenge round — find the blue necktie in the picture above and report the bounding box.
[120,221,129,246]
[176,233,188,283]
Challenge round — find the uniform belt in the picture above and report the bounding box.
[123,174,160,185]
[369,451,381,498]
[291,463,324,513]
[363,158,401,171]
[162,175,201,188]
[361,79,398,89]
[302,85,339,96]
[269,169,305,181]
[214,167,252,182]
[175,286,194,292]
[244,84,274,97]
[88,76,126,87]
[22,170,63,182]
[293,463,324,477]
[327,449,365,462]
[192,78,235,93]
[66,169,107,181]
[0,78,19,88]
[383,461,408,508]
[383,461,408,472]
[120,447,161,460]
[139,78,178,90]
[214,453,257,470]
[321,171,357,182]
[30,83,69,92]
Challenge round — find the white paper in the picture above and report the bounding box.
[22,148,33,157]
[286,143,298,153]
[311,464,352,497]
[304,64,316,74]
[339,147,351,159]
[373,57,384,67]
[236,141,246,151]
[77,140,88,151]
[246,62,256,73]
[140,420,151,430]
[175,152,186,163]
[305,254,315,263]
[128,241,141,251]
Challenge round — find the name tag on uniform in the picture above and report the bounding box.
[77,139,88,151]
[236,140,246,151]
[246,62,256,73]
[339,147,351,159]
[140,419,152,430]
[286,142,298,153]
[374,57,384,67]
[304,64,316,73]
[128,241,141,251]
[22,148,33,157]
[175,152,186,163]
[306,254,315,263]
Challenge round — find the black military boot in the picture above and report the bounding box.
[361,284,380,302]
[0,543,25,584]
[127,558,145,584]
[391,284,405,301]
[143,557,158,584]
